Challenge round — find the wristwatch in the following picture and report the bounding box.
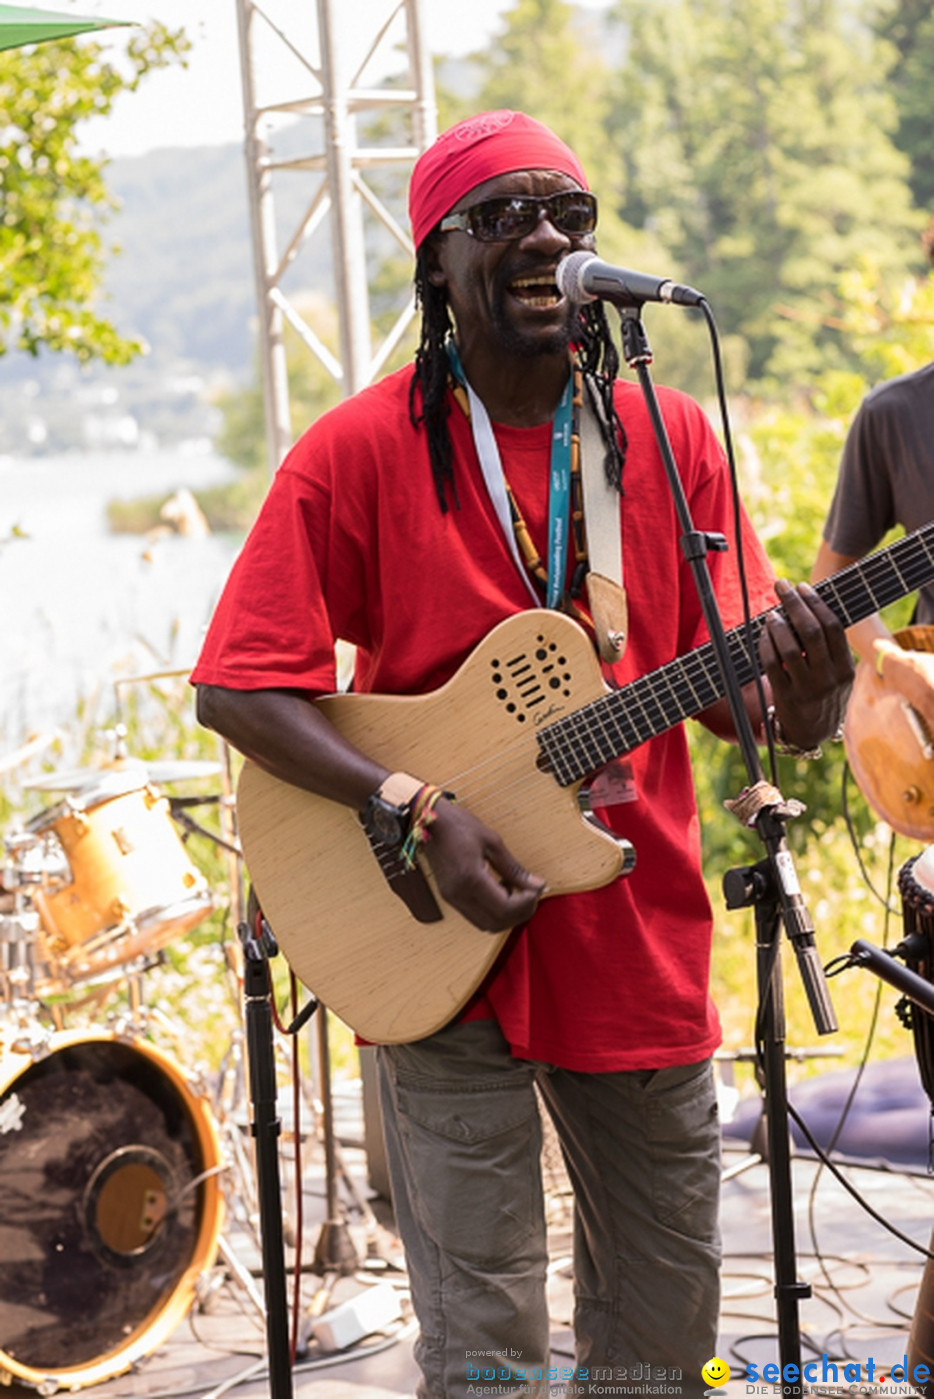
[361,772,424,847]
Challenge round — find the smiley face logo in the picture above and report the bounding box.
[702,1357,730,1389]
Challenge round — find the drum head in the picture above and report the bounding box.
[0,1033,222,1389]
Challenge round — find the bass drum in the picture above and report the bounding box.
[0,1029,224,1392]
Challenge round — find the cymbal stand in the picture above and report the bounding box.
[308,1005,364,1277]
[616,302,837,1382]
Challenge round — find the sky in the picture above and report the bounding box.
[52,0,610,158]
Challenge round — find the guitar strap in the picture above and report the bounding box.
[580,374,629,664]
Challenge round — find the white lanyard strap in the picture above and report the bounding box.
[462,377,541,605]
[580,378,628,661]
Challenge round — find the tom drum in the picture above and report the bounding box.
[27,774,213,989]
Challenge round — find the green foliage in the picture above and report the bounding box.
[872,0,934,212]
[213,299,343,473]
[466,0,620,200]
[0,23,189,364]
[608,0,924,385]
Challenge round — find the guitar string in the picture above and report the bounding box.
[435,534,934,804]
[407,534,934,820]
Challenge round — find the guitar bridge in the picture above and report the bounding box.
[359,822,443,924]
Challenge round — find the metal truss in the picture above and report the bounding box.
[235,0,437,471]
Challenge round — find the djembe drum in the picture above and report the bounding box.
[899,848,934,1395]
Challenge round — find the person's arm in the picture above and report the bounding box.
[196,684,545,934]
[811,538,892,663]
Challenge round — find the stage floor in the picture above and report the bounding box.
[3,1076,933,1399]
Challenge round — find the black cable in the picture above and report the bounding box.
[699,299,780,783]
[840,760,901,914]
[789,1101,934,1261]
[800,831,895,1312]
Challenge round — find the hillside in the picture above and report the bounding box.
[102,130,333,374]
[0,128,337,454]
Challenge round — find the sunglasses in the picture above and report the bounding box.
[439,191,598,243]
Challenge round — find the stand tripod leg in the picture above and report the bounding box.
[216,1232,268,1322]
[726,861,813,1382]
[239,915,294,1399]
[758,910,811,1375]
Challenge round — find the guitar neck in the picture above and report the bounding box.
[538,521,934,786]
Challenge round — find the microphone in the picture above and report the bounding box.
[556,251,705,308]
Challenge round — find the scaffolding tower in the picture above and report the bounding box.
[234,0,437,472]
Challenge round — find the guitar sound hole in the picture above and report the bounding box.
[490,640,573,718]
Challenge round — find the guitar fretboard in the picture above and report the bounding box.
[537,521,934,787]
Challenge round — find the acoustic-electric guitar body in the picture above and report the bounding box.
[236,612,625,1044]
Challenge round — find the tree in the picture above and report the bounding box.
[214,296,343,474]
[609,0,924,385]
[0,23,189,364]
[872,0,934,215]
[465,0,620,203]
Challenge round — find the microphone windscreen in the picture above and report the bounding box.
[556,251,598,303]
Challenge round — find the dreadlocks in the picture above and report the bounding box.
[409,247,628,515]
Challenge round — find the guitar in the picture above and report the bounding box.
[844,624,934,840]
[236,522,934,1043]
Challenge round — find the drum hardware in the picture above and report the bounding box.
[829,847,934,1396]
[0,908,43,1006]
[22,758,224,794]
[168,793,243,857]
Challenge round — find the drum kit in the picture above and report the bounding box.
[0,746,245,1394]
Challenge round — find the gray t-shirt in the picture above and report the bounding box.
[823,361,934,623]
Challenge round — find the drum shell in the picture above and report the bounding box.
[909,1228,934,1397]
[899,851,934,1108]
[0,1028,224,1391]
[29,781,213,985]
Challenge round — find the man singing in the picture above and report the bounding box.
[193,111,852,1398]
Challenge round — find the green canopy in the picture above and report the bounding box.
[0,2,127,50]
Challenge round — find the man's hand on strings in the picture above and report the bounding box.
[423,798,546,934]
[758,580,854,751]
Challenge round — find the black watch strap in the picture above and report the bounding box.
[360,772,424,848]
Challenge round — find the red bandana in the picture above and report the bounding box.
[408,110,589,250]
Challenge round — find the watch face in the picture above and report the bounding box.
[368,796,405,846]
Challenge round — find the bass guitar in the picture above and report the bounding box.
[236,522,934,1043]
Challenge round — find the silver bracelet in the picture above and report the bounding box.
[766,705,823,760]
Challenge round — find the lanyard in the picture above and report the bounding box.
[447,342,573,609]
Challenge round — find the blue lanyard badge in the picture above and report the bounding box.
[546,378,572,609]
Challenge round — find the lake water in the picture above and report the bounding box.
[0,448,244,765]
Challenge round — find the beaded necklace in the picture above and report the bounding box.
[446,342,588,611]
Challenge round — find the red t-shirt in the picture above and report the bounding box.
[193,366,776,1070]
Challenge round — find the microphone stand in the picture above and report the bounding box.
[615,305,836,1386]
[238,911,294,1399]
